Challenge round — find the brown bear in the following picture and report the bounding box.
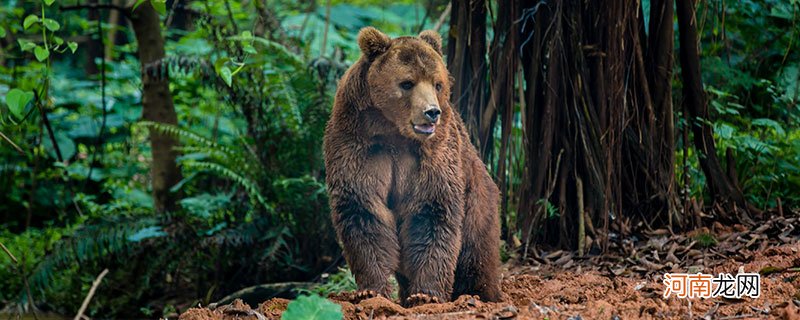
[323,27,501,307]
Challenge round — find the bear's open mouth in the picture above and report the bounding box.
[412,123,436,135]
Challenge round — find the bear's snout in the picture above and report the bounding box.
[423,106,441,122]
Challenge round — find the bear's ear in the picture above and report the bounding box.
[358,27,391,59]
[418,30,442,55]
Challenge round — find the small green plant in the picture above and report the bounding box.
[281,294,342,320]
[694,232,718,248]
[298,267,357,297]
[537,199,559,219]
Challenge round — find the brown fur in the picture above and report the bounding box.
[323,27,501,306]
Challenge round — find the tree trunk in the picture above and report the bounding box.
[496,0,681,251]
[84,0,104,75]
[446,0,489,158]
[489,0,520,240]
[104,0,124,61]
[619,0,679,229]
[130,2,182,212]
[253,0,288,43]
[676,0,750,222]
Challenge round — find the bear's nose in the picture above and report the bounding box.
[424,107,441,122]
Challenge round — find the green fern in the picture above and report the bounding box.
[22,216,161,303]
[139,121,270,211]
[183,161,270,210]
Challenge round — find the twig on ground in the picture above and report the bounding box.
[718,314,757,320]
[416,310,476,318]
[702,302,719,319]
[73,268,110,320]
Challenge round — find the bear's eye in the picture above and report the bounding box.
[399,81,415,90]
[435,83,443,92]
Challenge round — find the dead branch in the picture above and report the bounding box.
[74,268,110,320]
[0,241,17,263]
[0,131,25,155]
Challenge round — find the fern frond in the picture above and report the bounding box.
[182,161,270,211]
[23,216,161,303]
[139,121,239,157]
[140,121,260,172]
[142,56,213,81]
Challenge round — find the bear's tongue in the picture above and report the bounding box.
[414,124,435,134]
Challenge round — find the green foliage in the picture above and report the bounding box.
[279,2,437,58]
[281,294,343,320]
[0,0,797,318]
[297,267,357,297]
[140,121,270,211]
[4,88,33,120]
[693,232,718,248]
[0,0,341,316]
[676,0,800,209]
[537,198,559,219]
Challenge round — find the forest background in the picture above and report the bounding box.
[0,0,798,318]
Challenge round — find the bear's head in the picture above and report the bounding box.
[357,27,451,140]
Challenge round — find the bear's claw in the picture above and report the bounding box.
[405,293,440,307]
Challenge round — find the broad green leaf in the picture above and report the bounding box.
[18,39,36,51]
[0,26,6,37]
[43,132,76,160]
[5,88,34,119]
[243,44,257,54]
[281,295,342,320]
[34,46,49,61]
[752,118,786,136]
[43,18,60,31]
[68,41,78,53]
[714,123,735,140]
[44,0,55,6]
[241,30,253,39]
[152,0,167,14]
[23,15,40,29]
[214,57,230,75]
[219,66,233,87]
[53,36,63,45]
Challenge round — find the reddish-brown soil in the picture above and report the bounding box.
[180,215,800,319]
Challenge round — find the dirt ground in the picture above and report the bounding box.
[179,215,800,319]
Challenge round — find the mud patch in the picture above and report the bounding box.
[180,243,800,319]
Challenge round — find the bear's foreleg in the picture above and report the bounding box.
[453,171,502,301]
[332,195,399,297]
[399,205,463,306]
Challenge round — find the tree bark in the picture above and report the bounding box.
[84,0,104,75]
[510,0,676,251]
[489,0,519,240]
[253,0,289,44]
[446,0,489,157]
[130,2,182,212]
[676,0,750,221]
[618,0,679,229]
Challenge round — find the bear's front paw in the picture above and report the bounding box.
[404,293,441,307]
[331,290,382,304]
